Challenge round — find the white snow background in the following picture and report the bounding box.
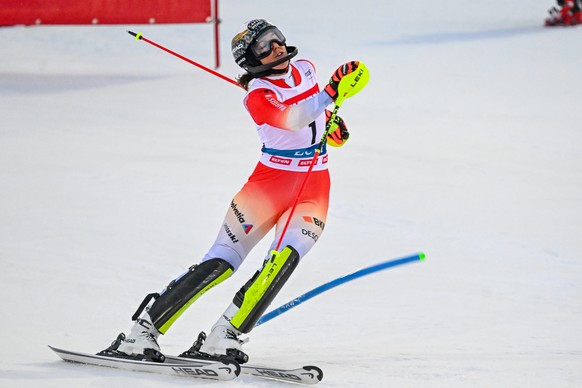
[1,0,581,386]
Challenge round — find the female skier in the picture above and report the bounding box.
[101,19,362,364]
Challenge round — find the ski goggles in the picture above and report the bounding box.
[251,27,287,59]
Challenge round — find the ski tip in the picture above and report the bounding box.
[418,252,426,261]
[224,360,241,377]
[303,365,324,381]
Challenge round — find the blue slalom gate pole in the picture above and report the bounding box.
[255,252,426,327]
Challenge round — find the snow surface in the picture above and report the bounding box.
[1,0,581,386]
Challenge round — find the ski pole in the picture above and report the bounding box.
[274,101,341,252]
[256,252,426,327]
[274,62,370,251]
[127,31,243,89]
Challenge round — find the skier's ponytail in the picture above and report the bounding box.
[237,73,256,90]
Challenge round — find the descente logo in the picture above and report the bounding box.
[302,228,319,241]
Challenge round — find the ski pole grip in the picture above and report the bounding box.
[337,61,370,102]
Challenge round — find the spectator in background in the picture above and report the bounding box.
[546,0,582,26]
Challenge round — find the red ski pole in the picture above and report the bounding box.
[275,62,370,251]
[274,103,340,252]
[127,31,243,89]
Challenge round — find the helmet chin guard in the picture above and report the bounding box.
[244,46,298,76]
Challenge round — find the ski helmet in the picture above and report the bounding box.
[231,19,297,76]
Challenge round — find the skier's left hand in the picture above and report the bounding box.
[324,61,360,101]
[326,110,349,147]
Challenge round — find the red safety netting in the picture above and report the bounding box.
[0,0,211,25]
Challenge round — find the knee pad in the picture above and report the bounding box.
[230,245,300,333]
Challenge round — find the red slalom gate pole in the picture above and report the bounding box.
[127,31,242,89]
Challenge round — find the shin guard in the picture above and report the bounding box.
[230,246,300,333]
[142,259,233,334]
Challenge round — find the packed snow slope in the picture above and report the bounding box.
[1,0,581,387]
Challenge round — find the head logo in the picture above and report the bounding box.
[243,224,253,234]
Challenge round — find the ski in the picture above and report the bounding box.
[48,345,240,381]
[166,355,323,385]
[241,363,323,385]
